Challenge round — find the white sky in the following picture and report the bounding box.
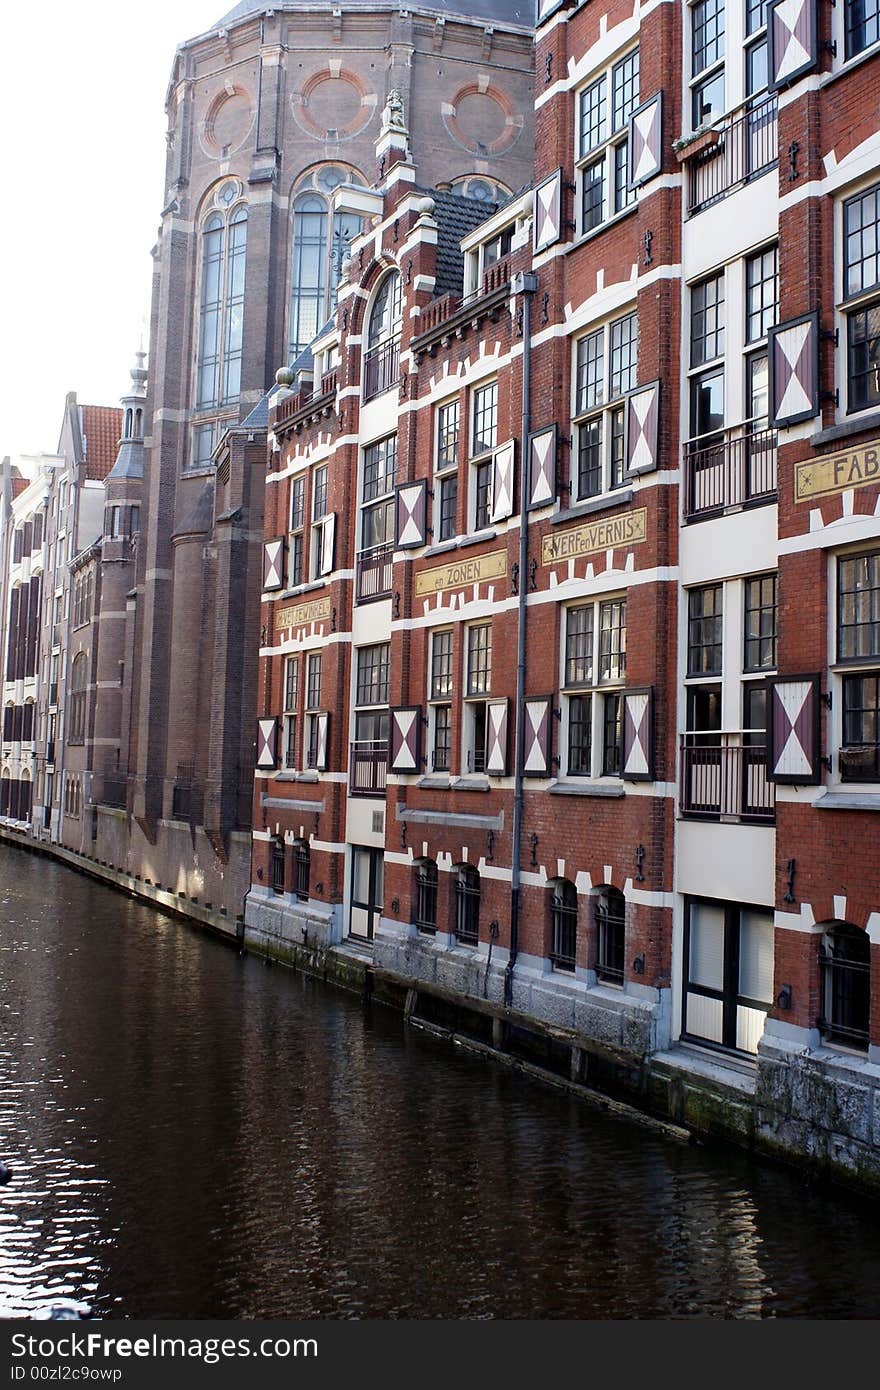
[0,1,225,459]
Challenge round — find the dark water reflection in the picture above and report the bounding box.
[2,845,880,1319]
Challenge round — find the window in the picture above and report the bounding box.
[837,549,880,780]
[294,839,311,902]
[845,0,880,59]
[310,465,332,582]
[352,644,389,795]
[435,399,460,542]
[573,312,637,499]
[283,656,298,770]
[305,652,322,769]
[455,864,480,945]
[743,573,777,672]
[687,585,723,676]
[575,48,639,236]
[549,879,578,972]
[595,886,625,984]
[288,475,305,588]
[691,0,726,126]
[414,859,438,934]
[271,839,286,896]
[191,422,218,470]
[67,653,87,745]
[464,624,492,774]
[360,435,396,550]
[683,898,774,1054]
[561,600,626,779]
[364,272,402,400]
[842,183,880,414]
[288,174,363,359]
[470,382,497,530]
[819,923,870,1050]
[429,630,454,772]
[196,203,247,410]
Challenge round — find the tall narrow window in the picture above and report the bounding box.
[288,167,365,359]
[196,203,248,411]
[364,272,402,401]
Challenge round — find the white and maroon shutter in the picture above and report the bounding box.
[390,705,422,774]
[626,382,660,476]
[769,313,819,427]
[537,0,566,23]
[523,696,552,776]
[628,93,663,189]
[491,441,515,523]
[315,711,330,771]
[263,538,285,590]
[768,675,821,784]
[486,698,509,776]
[395,480,428,549]
[533,170,563,253]
[622,687,653,781]
[528,427,557,510]
[256,717,278,770]
[319,514,336,576]
[768,0,818,90]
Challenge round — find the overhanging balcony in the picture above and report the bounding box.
[355,542,393,603]
[683,425,777,521]
[680,737,774,823]
[683,93,777,217]
[363,338,400,402]
[349,740,388,797]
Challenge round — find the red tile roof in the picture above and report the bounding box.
[11,467,29,498]
[80,405,123,481]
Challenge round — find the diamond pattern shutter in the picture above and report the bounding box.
[315,711,330,771]
[769,0,818,90]
[319,513,336,577]
[523,696,552,776]
[628,93,663,189]
[256,717,278,770]
[486,698,508,776]
[390,705,422,773]
[395,480,427,549]
[263,538,285,590]
[491,441,515,523]
[537,0,566,25]
[769,313,819,426]
[533,170,563,253]
[622,687,653,781]
[528,426,556,510]
[768,675,821,783]
[626,382,660,475]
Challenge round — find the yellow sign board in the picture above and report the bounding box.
[541,508,647,566]
[414,548,508,597]
[795,438,880,502]
[274,596,332,630]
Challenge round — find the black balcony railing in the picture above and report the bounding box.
[687,93,778,215]
[363,338,400,401]
[355,542,393,602]
[349,741,388,797]
[683,425,777,520]
[680,738,774,822]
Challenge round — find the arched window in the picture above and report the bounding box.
[595,886,626,985]
[196,201,248,411]
[820,922,870,1050]
[364,271,402,401]
[294,839,311,902]
[549,878,578,972]
[455,863,480,945]
[288,166,365,359]
[413,858,438,934]
[67,654,87,745]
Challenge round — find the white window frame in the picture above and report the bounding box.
[468,381,497,533]
[559,598,627,782]
[571,309,638,502]
[574,45,640,240]
[836,177,880,420]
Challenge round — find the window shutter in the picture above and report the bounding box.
[523,696,553,776]
[626,382,660,476]
[263,538,285,590]
[390,705,422,773]
[528,426,557,510]
[768,313,819,427]
[537,0,566,23]
[768,0,818,90]
[622,687,654,781]
[486,698,509,776]
[395,480,428,549]
[533,170,563,253]
[256,717,278,770]
[316,711,330,771]
[628,93,663,189]
[490,441,515,523]
[319,514,336,577]
[767,674,821,784]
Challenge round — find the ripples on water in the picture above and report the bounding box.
[2,845,880,1319]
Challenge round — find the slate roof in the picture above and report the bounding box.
[213,0,533,30]
[427,187,499,299]
[241,393,271,429]
[80,406,123,481]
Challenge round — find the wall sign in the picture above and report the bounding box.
[541,508,647,565]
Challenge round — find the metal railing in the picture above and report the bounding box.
[680,738,774,822]
[683,425,777,520]
[686,93,778,215]
[363,337,400,401]
[349,741,388,797]
[818,949,870,1049]
[355,542,393,602]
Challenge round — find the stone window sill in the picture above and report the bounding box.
[814,790,880,811]
[549,780,625,797]
[811,409,880,448]
[452,777,490,792]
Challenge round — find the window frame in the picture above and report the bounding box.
[463,623,492,776]
[428,629,454,773]
[840,181,880,416]
[571,310,638,501]
[560,598,627,781]
[574,46,640,240]
[435,398,460,543]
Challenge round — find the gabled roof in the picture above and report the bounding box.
[213,1,533,31]
[80,406,123,481]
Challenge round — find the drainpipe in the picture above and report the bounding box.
[504,271,538,1010]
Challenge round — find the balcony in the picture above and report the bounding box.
[683,94,777,216]
[320,367,338,397]
[349,740,388,797]
[680,737,774,823]
[683,425,777,521]
[363,338,400,402]
[461,252,514,308]
[355,542,393,603]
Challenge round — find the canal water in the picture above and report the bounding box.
[2,845,880,1320]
